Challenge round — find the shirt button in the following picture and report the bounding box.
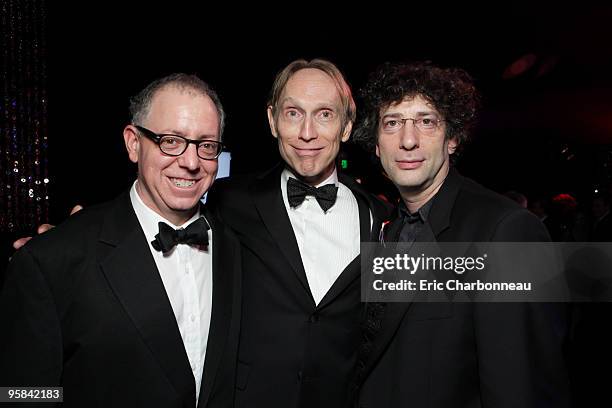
[190,314,196,322]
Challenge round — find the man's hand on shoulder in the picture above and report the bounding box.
[12,205,83,250]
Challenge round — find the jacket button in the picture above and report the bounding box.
[309,314,319,323]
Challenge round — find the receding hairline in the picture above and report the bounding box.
[150,82,216,102]
[267,59,356,126]
[140,83,219,123]
[276,67,344,103]
[276,71,346,114]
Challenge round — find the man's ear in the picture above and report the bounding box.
[447,137,458,155]
[124,125,140,163]
[375,144,380,158]
[341,120,353,143]
[267,106,278,139]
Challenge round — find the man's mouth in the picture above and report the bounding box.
[169,177,197,187]
[293,146,324,157]
[396,159,424,170]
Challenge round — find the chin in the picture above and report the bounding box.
[393,174,425,190]
[168,196,203,211]
[298,167,320,178]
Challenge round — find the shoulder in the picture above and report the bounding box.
[209,165,284,202]
[20,194,125,261]
[207,173,260,221]
[6,195,126,297]
[339,173,394,220]
[456,176,520,215]
[209,173,257,200]
[207,166,283,218]
[452,175,549,241]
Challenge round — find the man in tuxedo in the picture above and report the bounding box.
[208,59,390,408]
[0,74,241,407]
[351,62,570,407]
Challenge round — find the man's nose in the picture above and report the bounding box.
[399,122,419,150]
[177,143,201,170]
[299,117,318,141]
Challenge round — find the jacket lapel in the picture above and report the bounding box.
[252,165,311,297]
[197,208,237,408]
[98,192,195,407]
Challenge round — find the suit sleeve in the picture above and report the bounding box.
[0,247,63,387]
[475,209,570,407]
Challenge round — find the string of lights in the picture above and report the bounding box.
[0,0,49,232]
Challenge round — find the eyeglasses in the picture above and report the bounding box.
[135,125,224,160]
[379,117,444,134]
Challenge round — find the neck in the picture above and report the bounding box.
[163,209,197,227]
[290,164,336,187]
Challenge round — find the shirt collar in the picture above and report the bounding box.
[398,197,434,224]
[129,180,201,243]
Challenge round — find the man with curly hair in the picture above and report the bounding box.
[351,62,570,407]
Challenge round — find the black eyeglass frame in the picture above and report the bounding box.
[134,125,224,160]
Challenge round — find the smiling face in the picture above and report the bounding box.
[268,68,352,186]
[376,94,457,207]
[123,85,220,225]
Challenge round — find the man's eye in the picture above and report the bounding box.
[201,142,218,151]
[319,110,334,120]
[162,137,179,145]
[384,120,399,128]
[160,137,186,151]
[420,118,438,128]
[286,109,301,118]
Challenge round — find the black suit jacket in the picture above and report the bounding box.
[209,165,391,408]
[356,169,570,408]
[0,191,241,408]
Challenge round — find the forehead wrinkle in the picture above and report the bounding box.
[281,71,342,107]
[279,96,338,112]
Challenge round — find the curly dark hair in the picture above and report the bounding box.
[353,61,480,158]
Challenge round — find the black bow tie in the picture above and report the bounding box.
[151,217,210,253]
[287,177,338,212]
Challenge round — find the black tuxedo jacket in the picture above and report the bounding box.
[355,169,570,408]
[209,165,392,408]
[0,191,241,408]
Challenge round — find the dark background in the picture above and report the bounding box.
[2,4,612,405]
[42,4,612,220]
[7,2,612,283]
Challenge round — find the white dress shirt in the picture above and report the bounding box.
[130,181,212,401]
[281,168,361,305]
